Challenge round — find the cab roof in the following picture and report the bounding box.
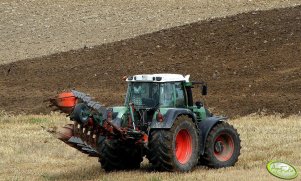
[126,74,190,83]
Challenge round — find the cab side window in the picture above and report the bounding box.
[175,82,185,107]
[160,83,174,107]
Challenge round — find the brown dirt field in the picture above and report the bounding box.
[1,0,300,64]
[0,6,300,117]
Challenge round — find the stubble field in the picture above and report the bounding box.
[1,112,300,180]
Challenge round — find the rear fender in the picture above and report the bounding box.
[198,116,228,155]
[150,108,197,129]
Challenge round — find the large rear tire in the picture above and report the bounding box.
[148,115,199,172]
[203,122,241,168]
[96,135,105,159]
[98,139,143,171]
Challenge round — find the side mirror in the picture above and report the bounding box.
[201,85,207,95]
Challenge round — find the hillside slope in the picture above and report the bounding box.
[0,6,300,117]
[1,0,300,64]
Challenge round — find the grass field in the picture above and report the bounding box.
[0,111,300,180]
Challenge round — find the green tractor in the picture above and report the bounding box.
[50,74,241,172]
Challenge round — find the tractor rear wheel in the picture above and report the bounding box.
[203,122,241,168]
[96,135,105,157]
[148,115,199,172]
[98,139,143,171]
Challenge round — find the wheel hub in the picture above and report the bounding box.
[213,133,235,162]
[214,141,224,153]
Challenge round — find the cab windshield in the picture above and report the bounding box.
[125,82,160,108]
[125,82,186,108]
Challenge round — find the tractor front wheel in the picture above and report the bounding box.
[148,115,199,172]
[203,122,241,168]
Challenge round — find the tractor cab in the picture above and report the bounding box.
[125,74,208,120]
[125,81,187,108]
[125,74,190,108]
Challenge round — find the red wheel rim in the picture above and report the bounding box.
[213,133,234,161]
[175,129,192,164]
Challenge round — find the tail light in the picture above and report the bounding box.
[156,112,164,122]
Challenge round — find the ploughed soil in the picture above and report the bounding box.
[2,0,300,65]
[0,6,300,117]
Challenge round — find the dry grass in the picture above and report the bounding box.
[0,111,300,181]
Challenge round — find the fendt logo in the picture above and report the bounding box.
[267,161,298,180]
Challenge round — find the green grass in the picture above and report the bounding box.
[29,118,49,124]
